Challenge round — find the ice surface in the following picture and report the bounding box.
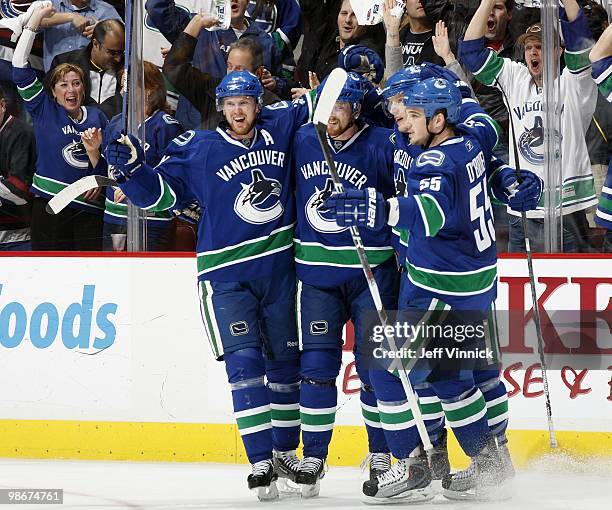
[0,456,609,509]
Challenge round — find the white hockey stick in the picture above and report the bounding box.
[314,68,432,451]
[45,175,117,215]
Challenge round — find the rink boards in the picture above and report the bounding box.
[0,252,610,468]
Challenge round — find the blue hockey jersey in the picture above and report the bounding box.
[14,66,109,214]
[100,110,184,225]
[293,122,396,287]
[119,95,313,282]
[392,114,499,310]
[390,97,501,266]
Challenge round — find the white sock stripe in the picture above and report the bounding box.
[423,411,445,420]
[300,406,337,415]
[239,423,273,436]
[363,418,383,429]
[487,413,508,426]
[377,401,412,414]
[448,407,487,428]
[301,423,335,432]
[234,404,271,419]
[270,403,300,411]
[381,420,416,431]
[441,389,484,411]
[271,419,301,428]
[360,402,380,414]
[418,396,441,405]
[485,395,508,408]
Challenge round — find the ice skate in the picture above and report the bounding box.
[428,429,451,480]
[442,438,513,501]
[273,450,301,495]
[247,459,279,501]
[369,452,392,481]
[362,455,435,504]
[295,456,325,498]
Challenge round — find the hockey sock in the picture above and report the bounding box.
[415,385,446,446]
[300,349,342,458]
[224,348,272,464]
[266,358,301,451]
[475,369,509,439]
[360,382,389,453]
[370,367,421,459]
[435,384,489,457]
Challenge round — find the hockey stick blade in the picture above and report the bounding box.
[46,175,117,215]
[313,68,348,126]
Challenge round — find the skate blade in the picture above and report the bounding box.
[277,477,301,497]
[363,485,435,505]
[300,478,321,498]
[442,481,512,502]
[253,481,279,502]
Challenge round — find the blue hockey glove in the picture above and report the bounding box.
[508,170,543,212]
[321,188,388,230]
[338,44,384,84]
[104,133,145,179]
[419,63,472,99]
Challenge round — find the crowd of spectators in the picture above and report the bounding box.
[0,0,610,252]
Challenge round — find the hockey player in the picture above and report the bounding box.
[381,65,515,482]
[291,72,396,496]
[104,71,314,500]
[323,78,542,502]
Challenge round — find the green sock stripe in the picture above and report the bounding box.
[236,410,271,430]
[300,411,336,426]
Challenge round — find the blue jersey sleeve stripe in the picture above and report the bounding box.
[141,174,177,211]
[415,193,446,237]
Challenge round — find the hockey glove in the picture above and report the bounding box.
[104,133,145,180]
[321,188,388,230]
[507,170,543,212]
[493,167,543,211]
[419,63,472,99]
[338,44,384,84]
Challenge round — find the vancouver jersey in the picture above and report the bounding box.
[101,110,184,225]
[394,116,499,310]
[390,97,501,265]
[14,66,109,214]
[120,95,313,282]
[293,122,395,287]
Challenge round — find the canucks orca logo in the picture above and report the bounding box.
[395,169,407,197]
[62,139,90,170]
[518,116,561,165]
[234,169,283,224]
[305,178,347,233]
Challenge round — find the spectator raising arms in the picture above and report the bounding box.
[48,18,124,119]
[43,0,122,72]
[162,12,280,130]
[82,61,184,252]
[460,0,599,253]
[12,2,109,251]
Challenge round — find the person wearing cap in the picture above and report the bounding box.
[460,0,598,253]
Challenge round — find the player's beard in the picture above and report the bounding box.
[327,115,354,139]
[227,117,256,137]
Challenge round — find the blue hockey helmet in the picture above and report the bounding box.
[381,66,422,117]
[215,70,264,111]
[382,66,422,100]
[338,71,366,104]
[403,78,462,124]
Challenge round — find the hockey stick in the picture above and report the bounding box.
[45,176,117,214]
[495,77,557,448]
[314,68,432,451]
